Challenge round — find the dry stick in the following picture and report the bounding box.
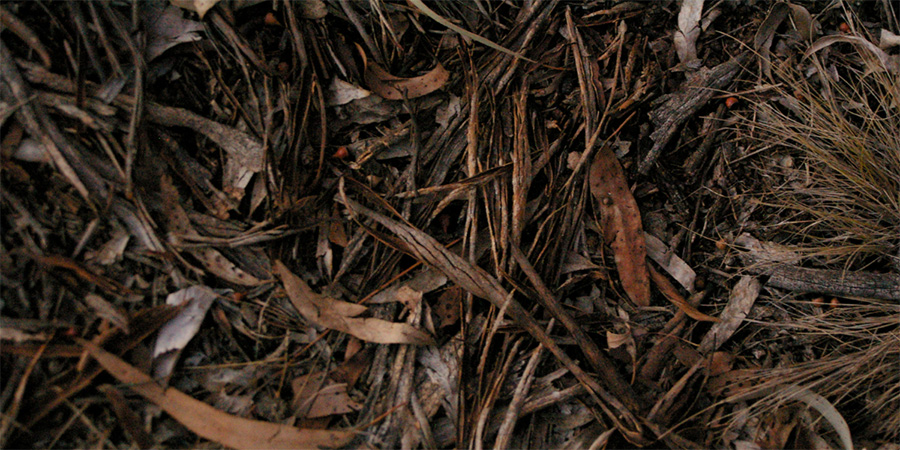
[0,4,51,68]
[493,323,549,450]
[0,42,94,202]
[341,197,645,441]
[474,339,523,450]
[0,342,46,447]
[761,265,900,301]
[509,244,635,398]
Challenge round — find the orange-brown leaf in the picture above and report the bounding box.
[589,147,650,307]
[80,339,355,450]
[364,62,449,100]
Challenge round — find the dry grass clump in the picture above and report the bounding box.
[731,11,900,443]
[741,43,900,269]
[730,298,899,440]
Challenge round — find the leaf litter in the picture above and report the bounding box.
[1,1,897,449]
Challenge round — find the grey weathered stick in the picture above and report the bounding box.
[763,266,900,301]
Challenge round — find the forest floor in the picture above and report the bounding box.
[1,1,898,449]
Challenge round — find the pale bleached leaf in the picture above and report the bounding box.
[327,78,371,106]
[153,286,218,358]
[84,294,130,333]
[644,232,696,292]
[145,4,205,61]
[698,277,760,354]
[880,29,900,49]
[674,0,704,64]
[169,0,219,19]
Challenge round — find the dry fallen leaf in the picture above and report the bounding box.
[648,265,718,322]
[274,261,434,345]
[83,294,130,333]
[326,78,371,106]
[805,34,898,73]
[152,286,218,379]
[169,0,219,19]
[364,62,449,100]
[144,4,205,61]
[588,146,650,307]
[291,372,361,419]
[698,276,760,354]
[80,339,356,450]
[674,0,704,65]
[644,232,696,293]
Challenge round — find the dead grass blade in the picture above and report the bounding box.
[274,260,434,345]
[405,0,535,64]
[588,146,650,307]
[78,339,356,449]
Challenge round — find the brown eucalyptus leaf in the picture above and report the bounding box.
[80,340,355,450]
[588,147,650,307]
[364,62,449,100]
[274,261,434,345]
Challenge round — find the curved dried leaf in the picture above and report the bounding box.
[674,0,704,64]
[274,261,433,345]
[364,62,449,100]
[787,3,815,42]
[169,0,219,19]
[648,266,718,322]
[588,147,650,307]
[153,286,217,358]
[805,34,894,72]
[698,276,759,354]
[80,340,355,450]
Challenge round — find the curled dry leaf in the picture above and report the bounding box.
[644,232,696,293]
[169,0,219,19]
[152,286,218,379]
[674,0,704,64]
[698,276,760,354]
[364,62,449,100]
[274,261,434,345]
[588,147,650,307]
[79,339,355,450]
[805,34,898,73]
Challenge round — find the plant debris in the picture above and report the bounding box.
[2,1,898,449]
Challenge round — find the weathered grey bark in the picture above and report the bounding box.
[764,265,900,301]
[639,52,750,174]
